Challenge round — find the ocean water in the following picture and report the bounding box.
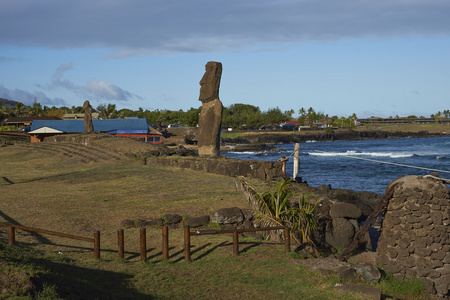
[223,136,450,194]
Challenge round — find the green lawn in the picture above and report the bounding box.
[0,142,428,299]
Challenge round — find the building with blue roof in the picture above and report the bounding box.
[29,119,162,144]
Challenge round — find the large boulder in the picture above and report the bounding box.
[324,217,356,249]
[185,215,210,228]
[330,202,362,219]
[210,207,244,224]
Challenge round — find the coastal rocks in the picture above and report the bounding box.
[296,256,381,284]
[234,130,446,144]
[311,197,371,251]
[377,175,450,298]
[220,143,278,153]
[197,61,223,156]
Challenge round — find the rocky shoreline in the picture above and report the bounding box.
[219,129,450,153]
[221,129,449,147]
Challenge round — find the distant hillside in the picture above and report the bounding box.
[0,98,19,107]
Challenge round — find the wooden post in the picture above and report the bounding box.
[140,228,147,261]
[8,226,15,246]
[162,226,169,260]
[94,230,100,260]
[278,156,289,177]
[293,143,300,179]
[184,225,191,262]
[284,227,291,252]
[233,230,239,257]
[118,229,124,260]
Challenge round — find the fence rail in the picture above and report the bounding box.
[0,223,100,259]
[1,222,291,262]
[183,225,290,261]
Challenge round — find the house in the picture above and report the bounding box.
[3,116,61,128]
[62,113,100,120]
[28,119,162,144]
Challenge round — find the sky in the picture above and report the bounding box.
[1,0,449,118]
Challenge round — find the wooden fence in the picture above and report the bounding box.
[183,225,291,261]
[0,223,100,259]
[1,223,291,262]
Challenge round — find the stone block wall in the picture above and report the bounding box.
[145,157,284,181]
[377,175,450,297]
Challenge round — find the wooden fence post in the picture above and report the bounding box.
[118,229,124,260]
[140,228,147,261]
[233,230,239,257]
[162,226,169,260]
[284,227,291,252]
[94,230,100,260]
[184,225,191,262]
[293,143,300,179]
[8,226,15,246]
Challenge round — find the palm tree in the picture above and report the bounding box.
[0,104,8,123]
[29,100,43,116]
[13,102,26,117]
[97,103,121,119]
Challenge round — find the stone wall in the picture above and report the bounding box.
[145,157,284,181]
[377,175,450,297]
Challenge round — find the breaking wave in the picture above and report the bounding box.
[308,150,414,159]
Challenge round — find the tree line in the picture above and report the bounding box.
[1,98,449,130]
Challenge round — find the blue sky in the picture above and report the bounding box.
[1,0,449,118]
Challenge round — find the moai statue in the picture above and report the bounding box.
[197,61,223,156]
[83,100,94,133]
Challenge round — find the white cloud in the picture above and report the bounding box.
[0,84,68,106]
[45,62,140,101]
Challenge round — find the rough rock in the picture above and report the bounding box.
[185,215,210,228]
[145,218,164,227]
[353,263,381,283]
[210,207,244,224]
[175,145,196,156]
[163,214,183,225]
[120,219,135,228]
[330,202,362,219]
[324,218,356,249]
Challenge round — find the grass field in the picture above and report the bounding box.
[0,141,428,299]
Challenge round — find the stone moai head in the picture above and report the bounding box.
[199,61,222,103]
[83,100,92,112]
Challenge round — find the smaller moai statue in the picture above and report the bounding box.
[83,100,94,133]
[197,62,223,156]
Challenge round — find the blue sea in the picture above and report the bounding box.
[224,136,450,194]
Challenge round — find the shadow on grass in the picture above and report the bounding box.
[1,240,154,299]
[0,211,53,244]
[32,257,153,299]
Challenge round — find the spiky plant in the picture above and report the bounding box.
[237,177,319,252]
[292,195,319,247]
[238,177,300,244]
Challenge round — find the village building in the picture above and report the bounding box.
[28,118,162,144]
[3,116,61,129]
